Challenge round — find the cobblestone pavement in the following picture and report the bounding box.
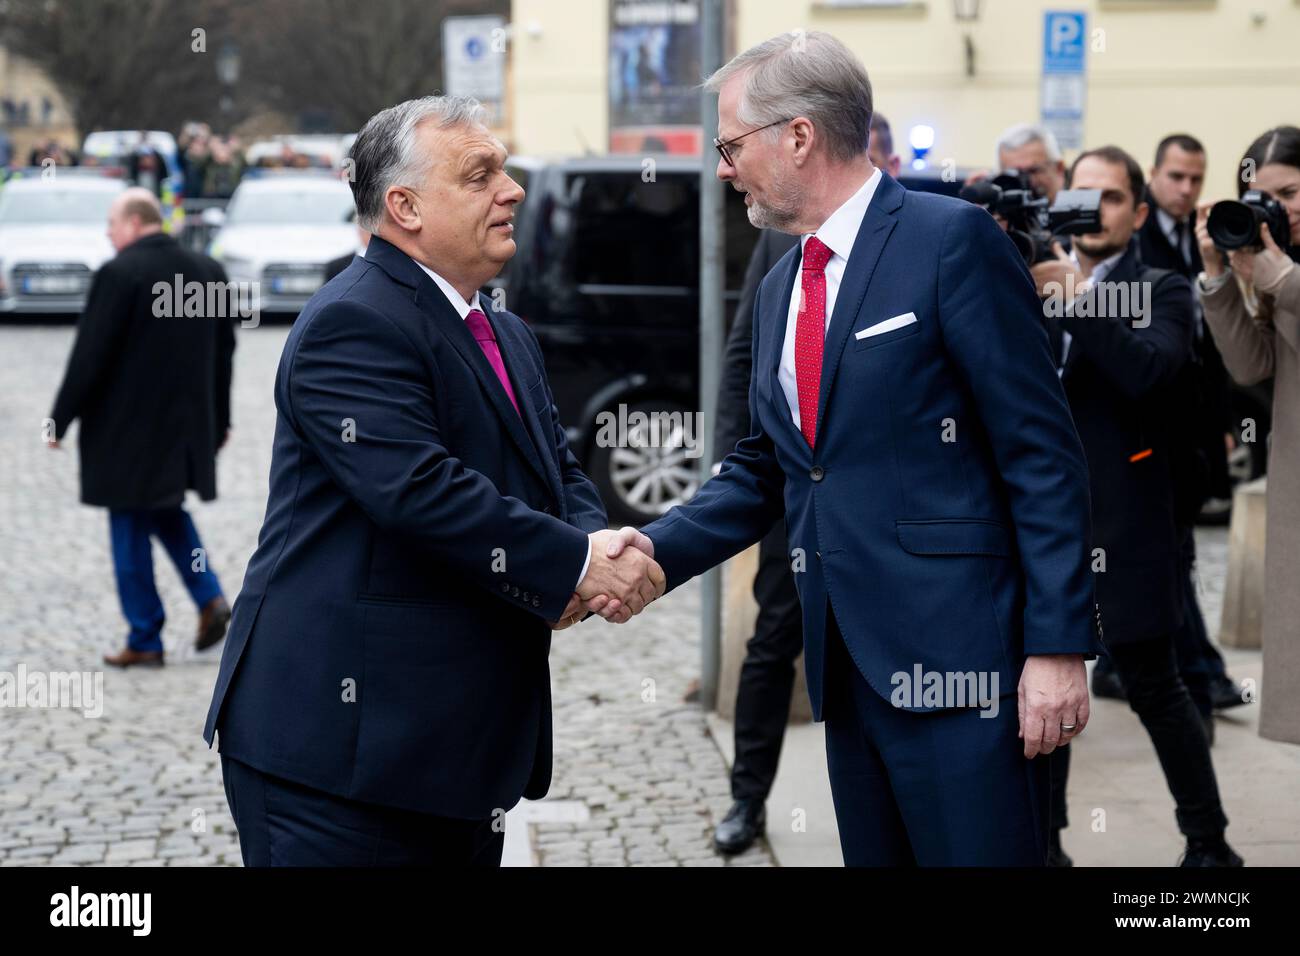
[0,325,772,867]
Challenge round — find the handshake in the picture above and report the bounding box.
[552,527,664,630]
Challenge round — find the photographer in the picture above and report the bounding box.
[1031,146,1241,867]
[1195,125,1300,746]
[1130,134,1247,728]
[961,123,1081,260]
[995,123,1067,204]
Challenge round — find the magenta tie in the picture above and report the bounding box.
[465,308,521,417]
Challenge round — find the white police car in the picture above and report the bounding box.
[0,171,124,315]
[206,171,356,314]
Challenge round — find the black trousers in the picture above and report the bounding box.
[1092,527,1227,718]
[1109,634,1229,840]
[731,521,804,803]
[221,755,505,866]
[1171,525,1227,717]
[1057,632,1229,842]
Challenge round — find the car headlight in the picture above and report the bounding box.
[220,255,255,275]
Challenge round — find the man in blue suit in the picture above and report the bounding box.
[204,96,664,866]
[600,32,1104,865]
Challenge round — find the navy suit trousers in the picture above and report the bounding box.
[822,613,1050,866]
[221,756,504,867]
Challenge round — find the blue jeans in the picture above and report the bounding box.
[109,507,223,653]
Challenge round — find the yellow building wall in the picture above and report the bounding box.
[510,0,610,157]
[511,0,1300,201]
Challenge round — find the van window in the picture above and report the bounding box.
[567,173,696,288]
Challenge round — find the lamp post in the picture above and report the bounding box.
[216,42,240,115]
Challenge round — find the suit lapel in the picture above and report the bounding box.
[1063,241,1141,379]
[766,248,807,451]
[494,314,565,502]
[437,303,552,492]
[813,174,903,441]
[364,238,551,492]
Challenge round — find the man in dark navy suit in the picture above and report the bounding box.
[204,96,664,866]
[600,32,1103,866]
[709,114,901,856]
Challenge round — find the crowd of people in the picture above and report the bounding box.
[4,122,338,200]
[713,108,1300,867]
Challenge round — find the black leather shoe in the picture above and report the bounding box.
[1179,838,1243,867]
[1210,675,1248,711]
[1047,828,1073,867]
[714,799,765,855]
[1091,667,1127,701]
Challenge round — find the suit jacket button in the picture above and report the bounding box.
[810,466,824,481]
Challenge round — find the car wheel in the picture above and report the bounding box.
[588,400,702,526]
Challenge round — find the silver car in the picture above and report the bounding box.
[0,173,123,314]
[207,172,356,314]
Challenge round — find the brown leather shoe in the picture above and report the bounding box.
[103,648,164,668]
[196,596,232,651]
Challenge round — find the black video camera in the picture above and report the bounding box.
[959,170,1103,265]
[1206,189,1290,252]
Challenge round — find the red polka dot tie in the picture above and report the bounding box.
[795,236,833,449]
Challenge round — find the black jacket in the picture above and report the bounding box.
[50,233,236,510]
[1138,189,1203,280]
[1138,188,1233,505]
[1053,240,1194,644]
[714,229,799,461]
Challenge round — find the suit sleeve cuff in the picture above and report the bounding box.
[573,539,592,593]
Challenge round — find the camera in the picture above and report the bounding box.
[959,170,1103,265]
[1206,189,1290,252]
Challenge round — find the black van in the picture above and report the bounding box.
[489,155,754,523]
[493,155,963,523]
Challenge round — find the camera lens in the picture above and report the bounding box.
[1207,200,1262,251]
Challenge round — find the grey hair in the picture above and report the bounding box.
[995,123,1062,165]
[704,31,872,164]
[349,95,487,231]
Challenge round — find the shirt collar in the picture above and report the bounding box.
[1090,249,1126,284]
[358,246,480,318]
[1068,247,1126,284]
[413,259,480,319]
[1155,206,1186,242]
[800,166,883,262]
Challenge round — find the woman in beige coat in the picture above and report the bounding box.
[1195,125,1300,745]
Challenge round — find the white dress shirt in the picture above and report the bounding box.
[363,246,591,596]
[361,245,482,316]
[779,167,882,428]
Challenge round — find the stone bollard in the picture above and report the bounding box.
[716,542,812,724]
[1219,477,1267,650]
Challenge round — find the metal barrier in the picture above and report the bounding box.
[179,198,229,253]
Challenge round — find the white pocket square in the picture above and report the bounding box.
[854,312,917,340]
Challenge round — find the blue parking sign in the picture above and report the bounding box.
[1043,11,1086,74]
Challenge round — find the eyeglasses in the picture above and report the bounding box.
[713,119,792,168]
